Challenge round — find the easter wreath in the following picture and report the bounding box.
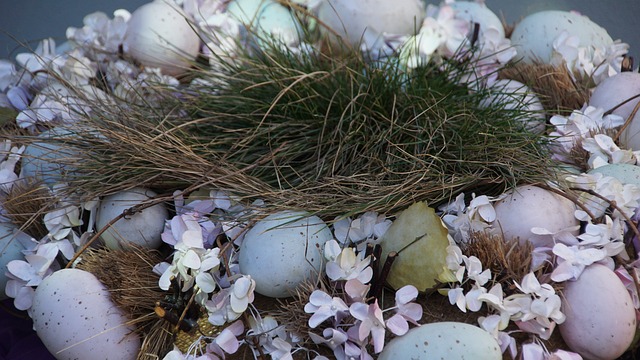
[1,1,640,359]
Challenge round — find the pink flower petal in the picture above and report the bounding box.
[395,285,418,305]
[386,314,409,336]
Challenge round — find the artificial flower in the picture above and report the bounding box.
[350,300,386,353]
[325,245,373,283]
[304,290,349,328]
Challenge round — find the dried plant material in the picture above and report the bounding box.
[46,47,557,218]
[461,231,534,287]
[2,182,52,238]
[500,62,590,114]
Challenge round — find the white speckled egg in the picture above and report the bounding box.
[238,210,332,298]
[0,222,25,300]
[30,269,140,360]
[511,10,613,64]
[96,187,168,250]
[318,0,425,51]
[481,79,546,134]
[559,264,636,360]
[589,72,640,150]
[589,163,640,186]
[378,321,502,359]
[124,0,200,76]
[450,1,504,38]
[491,185,579,247]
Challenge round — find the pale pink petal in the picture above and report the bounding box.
[233,277,251,297]
[196,272,216,293]
[182,249,202,269]
[182,229,204,248]
[308,309,332,328]
[216,327,240,354]
[385,314,409,336]
[356,266,373,283]
[6,260,35,281]
[345,279,369,302]
[395,285,418,305]
[13,286,34,310]
[325,262,344,281]
[521,342,545,360]
[399,302,423,322]
[349,302,369,321]
[371,326,386,353]
[309,290,332,306]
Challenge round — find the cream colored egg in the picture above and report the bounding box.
[124,0,200,76]
[238,210,332,298]
[491,185,579,247]
[559,264,636,360]
[96,187,169,250]
[317,0,425,51]
[378,321,502,359]
[30,269,140,360]
[589,72,640,150]
[511,10,613,64]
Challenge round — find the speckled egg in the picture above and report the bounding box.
[589,72,640,150]
[589,163,640,186]
[96,187,169,250]
[238,210,332,298]
[0,222,25,300]
[491,185,579,247]
[30,269,140,360]
[378,321,502,359]
[511,10,613,64]
[559,264,636,360]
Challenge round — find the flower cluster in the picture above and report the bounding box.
[305,238,421,358]
[551,30,629,86]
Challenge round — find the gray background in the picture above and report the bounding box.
[1,1,639,62]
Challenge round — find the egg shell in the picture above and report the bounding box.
[226,0,268,25]
[491,185,579,247]
[30,269,140,360]
[589,163,640,186]
[588,72,640,150]
[449,1,504,38]
[124,0,200,76]
[21,127,79,186]
[481,79,546,134]
[96,187,168,250]
[559,264,636,360]
[0,222,25,300]
[238,210,332,298]
[318,0,425,51]
[378,321,502,359]
[511,10,613,64]
[379,202,449,291]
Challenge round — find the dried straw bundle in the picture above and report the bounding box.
[499,62,590,114]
